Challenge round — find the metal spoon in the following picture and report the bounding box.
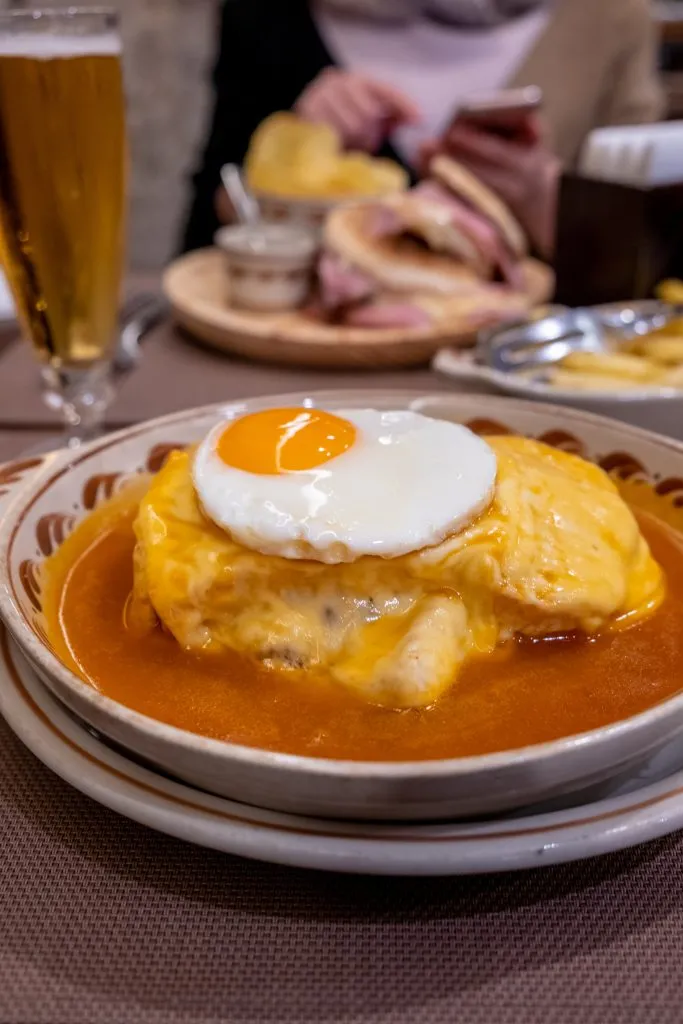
[220,163,260,225]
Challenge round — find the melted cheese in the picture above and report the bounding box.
[129,437,664,708]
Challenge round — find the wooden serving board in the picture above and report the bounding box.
[163,247,555,370]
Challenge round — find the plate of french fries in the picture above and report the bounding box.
[433,283,683,438]
[542,282,683,394]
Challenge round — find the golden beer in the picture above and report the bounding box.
[0,29,126,366]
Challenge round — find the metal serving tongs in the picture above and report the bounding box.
[476,301,683,377]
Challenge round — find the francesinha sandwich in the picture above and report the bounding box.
[129,408,663,710]
[317,156,531,329]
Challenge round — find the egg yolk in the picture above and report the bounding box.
[216,407,357,475]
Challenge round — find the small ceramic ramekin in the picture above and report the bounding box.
[215,223,317,312]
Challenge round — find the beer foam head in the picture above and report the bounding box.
[0,33,121,58]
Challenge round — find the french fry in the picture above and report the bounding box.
[656,279,683,306]
[560,351,659,382]
[631,334,683,365]
[657,364,683,389]
[546,369,651,392]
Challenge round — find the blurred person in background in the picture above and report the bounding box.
[181,0,663,259]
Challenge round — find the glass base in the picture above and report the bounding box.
[40,362,113,448]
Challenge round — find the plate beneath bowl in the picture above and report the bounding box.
[163,248,554,370]
[4,625,683,876]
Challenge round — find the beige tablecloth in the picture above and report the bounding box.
[2,294,683,1024]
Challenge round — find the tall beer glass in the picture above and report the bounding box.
[0,8,126,446]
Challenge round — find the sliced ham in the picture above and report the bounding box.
[316,176,528,325]
[410,181,523,289]
[494,242,525,291]
[318,251,375,310]
[365,202,404,238]
[317,204,410,312]
[344,301,433,329]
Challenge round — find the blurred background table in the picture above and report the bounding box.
[4,274,683,1024]
[0,272,466,461]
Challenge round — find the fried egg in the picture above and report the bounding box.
[192,407,497,563]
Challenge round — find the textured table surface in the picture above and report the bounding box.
[1,298,683,1024]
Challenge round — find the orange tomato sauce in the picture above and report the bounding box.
[42,487,683,761]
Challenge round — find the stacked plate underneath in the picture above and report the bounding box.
[3,629,683,875]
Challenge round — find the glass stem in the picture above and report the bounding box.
[41,363,114,448]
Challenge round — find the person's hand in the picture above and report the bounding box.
[422,118,561,258]
[295,68,421,152]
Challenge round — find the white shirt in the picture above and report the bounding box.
[314,7,550,166]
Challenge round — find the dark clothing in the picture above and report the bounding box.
[180,0,410,252]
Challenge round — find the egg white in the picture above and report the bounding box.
[192,408,497,564]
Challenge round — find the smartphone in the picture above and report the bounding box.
[455,86,543,142]
[458,86,543,121]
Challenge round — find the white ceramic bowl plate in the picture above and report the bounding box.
[3,391,683,821]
